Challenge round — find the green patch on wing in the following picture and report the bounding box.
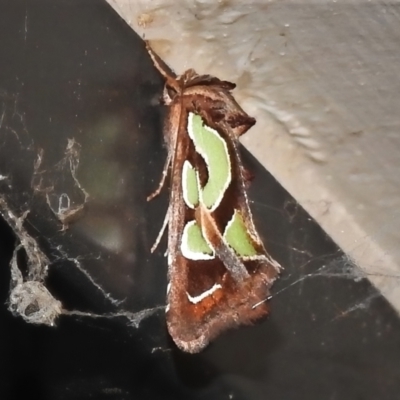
[184,221,213,256]
[182,160,199,208]
[189,113,231,210]
[224,210,257,257]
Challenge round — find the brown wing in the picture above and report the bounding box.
[165,96,280,354]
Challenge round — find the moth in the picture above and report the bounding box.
[146,42,281,353]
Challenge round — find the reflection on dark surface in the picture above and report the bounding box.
[0,1,399,399]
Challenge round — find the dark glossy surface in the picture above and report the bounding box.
[0,1,399,399]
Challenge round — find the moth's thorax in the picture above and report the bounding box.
[165,83,255,139]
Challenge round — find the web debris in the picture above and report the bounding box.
[0,196,163,329]
[0,92,162,331]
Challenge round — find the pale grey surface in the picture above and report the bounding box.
[108,0,400,311]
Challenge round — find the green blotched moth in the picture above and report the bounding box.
[146,42,281,353]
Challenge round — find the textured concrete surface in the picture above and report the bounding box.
[107,0,400,312]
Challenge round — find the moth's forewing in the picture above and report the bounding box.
[163,80,281,353]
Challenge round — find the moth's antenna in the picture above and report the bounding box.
[145,41,177,80]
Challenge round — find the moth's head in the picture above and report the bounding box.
[162,77,182,105]
[162,69,203,104]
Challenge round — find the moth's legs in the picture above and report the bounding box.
[147,151,172,201]
[151,204,170,253]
